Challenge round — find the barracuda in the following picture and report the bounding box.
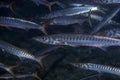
[71,63,120,76]
[0,40,47,69]
[33,34,120,48]
[41,6,101,19]
[0,17,47,35]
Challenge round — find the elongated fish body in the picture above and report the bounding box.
[41,6,99,19]
[49,16,86,26]
[71,63,120,76]
[0,17,42,30]
[33,34,120,47]
[0,17,46,34]
[0,40,43,68]
[97,28,120,38]
[0,63,15,77]
[0,73,41,80]
[93,0,120,4]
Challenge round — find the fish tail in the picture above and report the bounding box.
[32,71,42,80]
[37,53,49,69]
[48,1,57,12]
[9,1,16,14]
[88,10,92,27]
[8,65,17,78]
[41,27,48,35]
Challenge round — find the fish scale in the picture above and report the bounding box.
[33,34,120,47]
[71,63,120,76]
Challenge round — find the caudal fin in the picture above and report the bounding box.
[32,71,42,80]
[37,53,49,69]
[8,65,17,78]
[48,1,57,12]
[9,1,16,14]
[41,27,48,35]
[88,10,92,28]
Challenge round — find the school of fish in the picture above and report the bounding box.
[0,0,120,80]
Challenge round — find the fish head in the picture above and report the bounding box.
[33,36,50,44]
[70,63,89,69]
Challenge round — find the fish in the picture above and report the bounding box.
[96,28,120,38]
[81,13,120,26]
[0,40,47,69]
[41,6,102,19]
[30,0,57,12]
[0,72,41,80]
[71,63,120,76]
[0,1,15,14]
[92,6,120,34]
[93,0,120,4]
[0,17,47,35]
[0,63,16,78]
[48,16,88,26]
[33,34,120,48]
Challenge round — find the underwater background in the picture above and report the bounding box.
[0,0,120,80]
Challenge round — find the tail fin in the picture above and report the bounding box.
[9,1,16,14]
[41,27,48,35]
[88,10,92,28]
[32,71,41,80]
[48,1,57,12]
[37,53,49,69]
[8,65,17,78]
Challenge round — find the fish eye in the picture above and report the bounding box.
[42,37,50,43]
[42,37,47,40]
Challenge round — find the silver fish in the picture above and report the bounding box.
[0,63,16,78]
[93,0,120,4]
[0,40,46,68]
[97,28,120,38]
[49,16,87,26]
[0,72,41,80]
[71,63,120,76]
[41,6,101,19]
[33,34,120,48]
[0,17,47,35]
